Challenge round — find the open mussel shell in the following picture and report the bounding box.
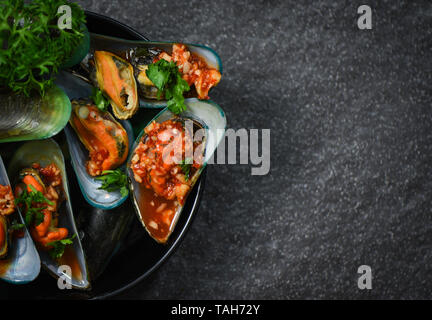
[8,139,90,290]
[56,71,134,209]
[127,99,226,243]
[65,116,134,210]
[0,156,41,284]
[0,85,71,143]
[93,51,139,119]
[88,33,223,108]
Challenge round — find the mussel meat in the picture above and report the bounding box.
[69,99,129,177]
[93,51,139,119]
[15,164,70,250]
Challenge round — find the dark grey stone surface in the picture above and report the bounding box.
[75,0,432,299]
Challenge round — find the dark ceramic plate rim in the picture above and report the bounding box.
[84,11,207,300]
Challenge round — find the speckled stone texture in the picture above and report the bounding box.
[75,0,432,299]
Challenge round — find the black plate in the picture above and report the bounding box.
[2,11,207,300]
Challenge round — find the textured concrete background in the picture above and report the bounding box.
[75,0,432,299]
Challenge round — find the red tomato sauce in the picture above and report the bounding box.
[130,119,204,242]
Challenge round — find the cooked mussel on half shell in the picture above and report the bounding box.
[65,99,133,209]
[0,155,40,284]
[0,85,71,143]
[129,43,222,104]
[79,33,222,109]
[8,139,90,290]
[93,51,139,119]
[127,99,226,243]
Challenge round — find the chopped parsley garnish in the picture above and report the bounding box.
[146,59,190,114]
[47,234,76,260]
[179,158,193,181]
[91,87,110,112]
[15,184,54,227]
[95,168,129,197]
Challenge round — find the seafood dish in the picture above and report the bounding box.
[0,12,225,294]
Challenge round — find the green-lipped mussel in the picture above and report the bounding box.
[65,99,134,209]
[8,139,90,290]
[56,70,134,209]
[0,156,40,284]
[0,85,71,143]
[78,33,223,109]
[93,51,139,120]
[69,99,129,177]
[127,99,226,243]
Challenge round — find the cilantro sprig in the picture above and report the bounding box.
[47,234,76,260]
[91,87,110,112]
[0,0,86,96]
[15,184,54,227]
[146,59,190,114]
[95,168,129,197]
[179,158,193,181]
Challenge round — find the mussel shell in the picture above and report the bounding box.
[94,51,139,119]
[89,33,223,108]
[57,71,134,209]
[0,156,40,284]
[8,139,90,290]
[127,99,226,243]
[0,85,71,143]
[65,117,134,210]
[75,199,134,280]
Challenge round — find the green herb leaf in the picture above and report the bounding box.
[15,184,53,227]
[91,87,109,112]
[179,158,193,181]
[95,168,129,197]
[47,234,76,260]
[146,59,190,114]
[0,0,86,96]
